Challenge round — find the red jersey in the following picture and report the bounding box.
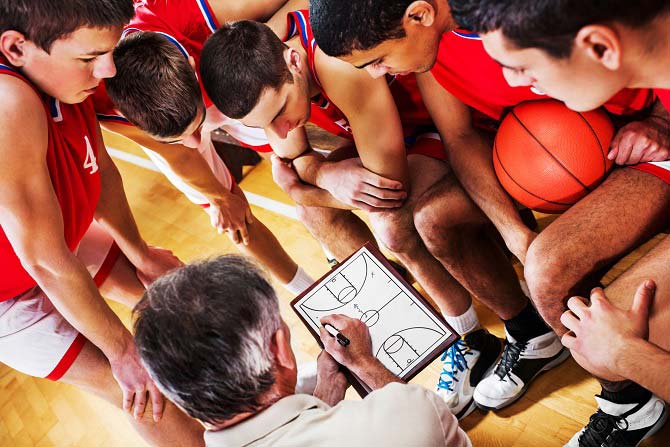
[431,30,654,123]
[287,10,433,140]
[655,89,670,111]
[0,61,101,301]
[93,0,219,121]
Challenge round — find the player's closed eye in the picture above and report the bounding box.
[79,57,97,63]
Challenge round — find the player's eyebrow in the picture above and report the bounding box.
[354,58,382,70]
[81,49,113,56]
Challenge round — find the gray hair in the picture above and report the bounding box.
[133,255,282,424]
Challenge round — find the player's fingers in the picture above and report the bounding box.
[358,194,404,209]
[628,141,651,165]
[631,279,655,320]
[359,183,406,201]
[238,223,250,246]
[615,134,636,165]
[560,310,581,333]
[245,206,254,225]
[566,296,589,319]
[133,387,148,420]
[147,382,165,422]
[561,331,577,349]
[364,172,404,190]
[227,229,241,245]
[122,388,134,413]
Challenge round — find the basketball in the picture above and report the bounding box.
[493,100,615,213]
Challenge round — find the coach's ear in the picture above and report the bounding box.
[404,1,436,28]
[575,25,622,70]
[0,30,29,67]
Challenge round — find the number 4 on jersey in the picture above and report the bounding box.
[83,136,99,174]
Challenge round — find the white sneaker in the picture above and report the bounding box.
[436,329,502,419]
[565,394,667,446]
[474,330,569,410]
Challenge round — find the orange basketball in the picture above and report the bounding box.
[493,100,615,214]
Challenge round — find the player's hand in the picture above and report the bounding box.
[318,158,406,212]
[207,193,254,246]
[561,281,655,381]
[608,117,670,165]
[319,314,374,369]
[313,350,348,406]
[108,337,165,422]
[135,246,184,287]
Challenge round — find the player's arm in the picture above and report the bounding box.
[93,123,183,283]
[266,0,310,37]
[102,122,253,244]
[416,71,535,264]
[210,0,307,23]
[0,79,158,419]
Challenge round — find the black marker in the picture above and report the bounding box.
[323,323,350,347]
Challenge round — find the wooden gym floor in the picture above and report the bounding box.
[1,129,669,446]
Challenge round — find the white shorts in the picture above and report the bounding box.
[0,221,119,380]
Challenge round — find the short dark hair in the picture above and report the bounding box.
[200,20,292,119]
[447,0,670,58]
[0,0,134,53]
[133,255,282,425]
[105,31,203,139]
[310,0,420,57]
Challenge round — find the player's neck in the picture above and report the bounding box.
[627,14,670,89]
[436,0,459,35]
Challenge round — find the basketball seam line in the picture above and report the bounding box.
[575,111,607,179]
[510,110,590,192]
[494,138,572,207]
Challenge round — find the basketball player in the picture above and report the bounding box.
[309,0,670,422]
[94,0,315,295]
[0,1,203,445]
[446,0,670,444]
[199,11,555,420]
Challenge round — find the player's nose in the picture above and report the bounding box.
[365,65,390,79]
[93,53,117,80]
[503,68,533,87]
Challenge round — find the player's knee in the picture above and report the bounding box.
[369,211,417,254]
[524,238,567,303]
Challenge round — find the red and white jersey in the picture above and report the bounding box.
[287,10,434,140]
[0,60,101,301]
[431,30,654,123]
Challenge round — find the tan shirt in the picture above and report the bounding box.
[204,383,471,447]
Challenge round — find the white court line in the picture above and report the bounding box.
[107,146,299,221]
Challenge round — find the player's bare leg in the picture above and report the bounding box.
[524,168,669,335]
[60,341,205,446]
[413,175,527,320]
[367,154,472,318]
[563,235,670,447]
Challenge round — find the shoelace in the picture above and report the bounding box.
[437,339,473,392]
[493,340,528,384]
[578,409,631,447]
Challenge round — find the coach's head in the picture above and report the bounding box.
[132,255,298,428]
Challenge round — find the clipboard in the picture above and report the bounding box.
[291,242,459,397]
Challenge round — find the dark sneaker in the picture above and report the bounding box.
[565,394,667,446]
[435,329,502,419]
[474,330,569,410]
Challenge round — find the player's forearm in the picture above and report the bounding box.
[28,252,132,360]
[615,338,670,401]
[449,133,528,237]
[94,156,149,266]
[349,357,404,391]
[283,180,353,209]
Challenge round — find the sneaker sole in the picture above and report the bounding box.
[455,399,478,420]
[637,405,669,446]
[475,347,571,411]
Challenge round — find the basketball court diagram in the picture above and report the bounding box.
[293,246,453,378]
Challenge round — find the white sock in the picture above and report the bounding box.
[284,267,314,295]
[443,303,480,336]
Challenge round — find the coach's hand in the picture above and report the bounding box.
[318,158,406,212]
[319,314,374,369]
[135,246,184,287]
[109,336,165,422]
[609,117,670,165]
[208,193,253,246]
[561,281,655,382]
